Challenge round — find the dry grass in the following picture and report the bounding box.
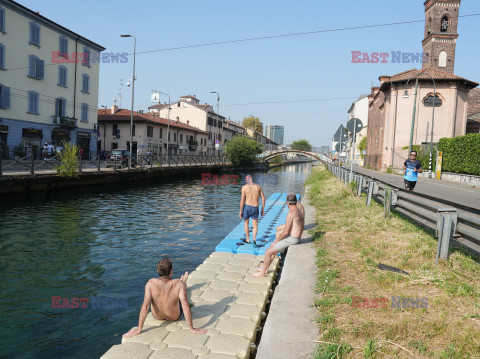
[307,168,480,359]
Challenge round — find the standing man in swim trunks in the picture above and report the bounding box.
[239,174,266,245]
[123,257,207,338]
[253,193,304,278]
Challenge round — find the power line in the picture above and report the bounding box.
[260,109,347,120]
[223,97,358,107]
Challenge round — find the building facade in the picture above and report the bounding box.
[347,95,369,166]
[246,127,278,151]
[0,0,105,157]
[223,119,245,144]
[149,95,225,155]
[97,107,208,155]
[266,124,284,146]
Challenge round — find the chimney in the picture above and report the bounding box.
[138,110,144,114]
[111,105,118,114]
[187,120,190,126]
[379,76,390,84]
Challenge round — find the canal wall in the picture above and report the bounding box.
[0,163,271,196]
[101,193,299,359]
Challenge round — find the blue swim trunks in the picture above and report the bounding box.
[243,204,259,220]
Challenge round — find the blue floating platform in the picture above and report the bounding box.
[215,193,301,255]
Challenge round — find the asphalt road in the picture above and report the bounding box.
[349,166,480,211]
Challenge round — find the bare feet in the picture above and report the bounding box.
[181,271,189,282]
[252,271,266,278]
[256,268,268,273]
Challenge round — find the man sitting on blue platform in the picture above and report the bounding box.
[253,194,304,277]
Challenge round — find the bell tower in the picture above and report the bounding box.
[422,0,460,73]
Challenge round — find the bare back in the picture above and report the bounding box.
[147,278,184,320]
[289,207,305,239]
[242,184,263,207]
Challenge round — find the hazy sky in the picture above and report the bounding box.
[16,0,480,147]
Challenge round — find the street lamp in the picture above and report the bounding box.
[403,73,436,178]
[211,91,220,156]
[101,105,107,152]
[151,90,171,163]
[120,34,136,168]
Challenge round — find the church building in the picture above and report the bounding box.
[365,0,479,170]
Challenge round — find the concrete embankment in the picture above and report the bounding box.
[101,193,307,359]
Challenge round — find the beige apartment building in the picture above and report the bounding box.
[97,107,208,155]
[246,127,278,150]
[346,94,369,166]
[149,95,225,155]
[0,0,105,156]
[223,119,245,144]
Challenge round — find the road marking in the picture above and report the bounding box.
[423,181,479,194]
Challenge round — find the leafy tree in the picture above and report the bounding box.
[291,139,312,152]
[271,155,283,165]
[242,116,263,133]
[358,136,367,159]
[225,136,263,166]
[56,142,79,178]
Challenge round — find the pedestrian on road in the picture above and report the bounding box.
[403,150,422,191]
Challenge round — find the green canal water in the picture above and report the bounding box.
[0,163,313,359]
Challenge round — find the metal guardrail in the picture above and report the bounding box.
[325,162,480,261]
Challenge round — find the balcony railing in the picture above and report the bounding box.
[51,116,77,127]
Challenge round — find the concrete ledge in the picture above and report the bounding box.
[256,194,318,359]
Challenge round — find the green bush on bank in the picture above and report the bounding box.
[56,142,79,178]
[225,136,263,166]
[438,133,480,176]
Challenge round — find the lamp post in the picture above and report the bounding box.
[151,90,171,163]
[101,105,107,152]
[120,34,136,168]
[211,91,220,156]
[403,73,436,178]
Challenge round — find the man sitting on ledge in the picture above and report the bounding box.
[123,257,207,338]
[253,193,305,278]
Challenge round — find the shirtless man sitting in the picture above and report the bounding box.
[239,174,266,245]
[123,257,207,338]
[253,194,305,278]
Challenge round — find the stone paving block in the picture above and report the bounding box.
[238,282,269,295]
[215,317,257,339]
[203,256,232,265]
[148,347,197,359]
[205,333,251,359]
[223,303,263,324]
[198,353,237,359]
[234,291,268,308]
[163,329,209,349]
[209,279,241,292]
[196,262,226,272]
[121,326,169,345]
[222,264,250,274]
[228,258,255,267]
[189,270,220,280]
[100,342,153,359]
[216,271,245,281]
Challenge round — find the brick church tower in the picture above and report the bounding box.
[422,0,460,74]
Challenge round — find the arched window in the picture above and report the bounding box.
[439,51,447,67]
[427,18,432,35]
[441,16,450,32]
[424,94,442,107]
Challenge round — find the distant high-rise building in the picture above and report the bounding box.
[266,124,284,146]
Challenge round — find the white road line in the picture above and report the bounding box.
[421,181,479,194]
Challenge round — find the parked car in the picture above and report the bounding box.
[106,149,136,168]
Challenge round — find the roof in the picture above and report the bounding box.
[468,88,480,116]
[4,0,105,51]
[147,103,167,110]
[158,99,226,120]
[348,94,370,113]
[97,109,208,134]
[379,68,479,92]
[225,119,245,129]
[180,95,198,100]
[468,112,480,122]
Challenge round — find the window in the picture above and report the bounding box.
[177,102,180,107]
[29,22,41,46]
[174,133,177,142]
[424,95,442,107]
[0,6,5,32]
[207,117,213,126]
[112,124,118,136]
[218,134,222,141]
[111,142,118,150]
[132,125,135,136]
[147,126,153,137]
[214,119,217,127]
[0,83,10,109]
[28,55,44,79]
[159,128,163,138]
[218,121,223,129]
[58,65,67,86]
[0,43,4,69]
[82,47,90,66]
[59,36,68,55]
[441,16,450,32]
[179,134,183,143]
[82,74,90,93]
[27,91,39,114]
[55,97,66,117]
[168,132,171,141]
[81,103,88,122]
[439,51,447,68]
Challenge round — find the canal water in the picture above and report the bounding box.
[0,163,312,359]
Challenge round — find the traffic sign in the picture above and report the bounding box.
[215,139,220,144]
[333,125,347,142]
[346,118,363,134]
[151,92,160,102]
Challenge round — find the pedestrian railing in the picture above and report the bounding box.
[324,162,480,262]
[0,147,229,176]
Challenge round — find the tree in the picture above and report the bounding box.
[291,139,312,152]
[358,136,367,159]
[225,136,263,166]
[56,142,79,178]
[242,116,263,133]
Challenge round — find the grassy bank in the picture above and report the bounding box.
[305,167,480,358]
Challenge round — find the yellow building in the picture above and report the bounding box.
[0,0,105,156]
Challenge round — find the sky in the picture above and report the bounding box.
[15,0,480,147]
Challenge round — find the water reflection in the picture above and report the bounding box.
[0,163,312,358]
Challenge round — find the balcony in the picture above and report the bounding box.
[52,116,77,129]
[188,140,198,151]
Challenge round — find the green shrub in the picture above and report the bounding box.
[271,155,283,165]
[225,136,263,166]
[56,142,79,178]
[438,133,480,175]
